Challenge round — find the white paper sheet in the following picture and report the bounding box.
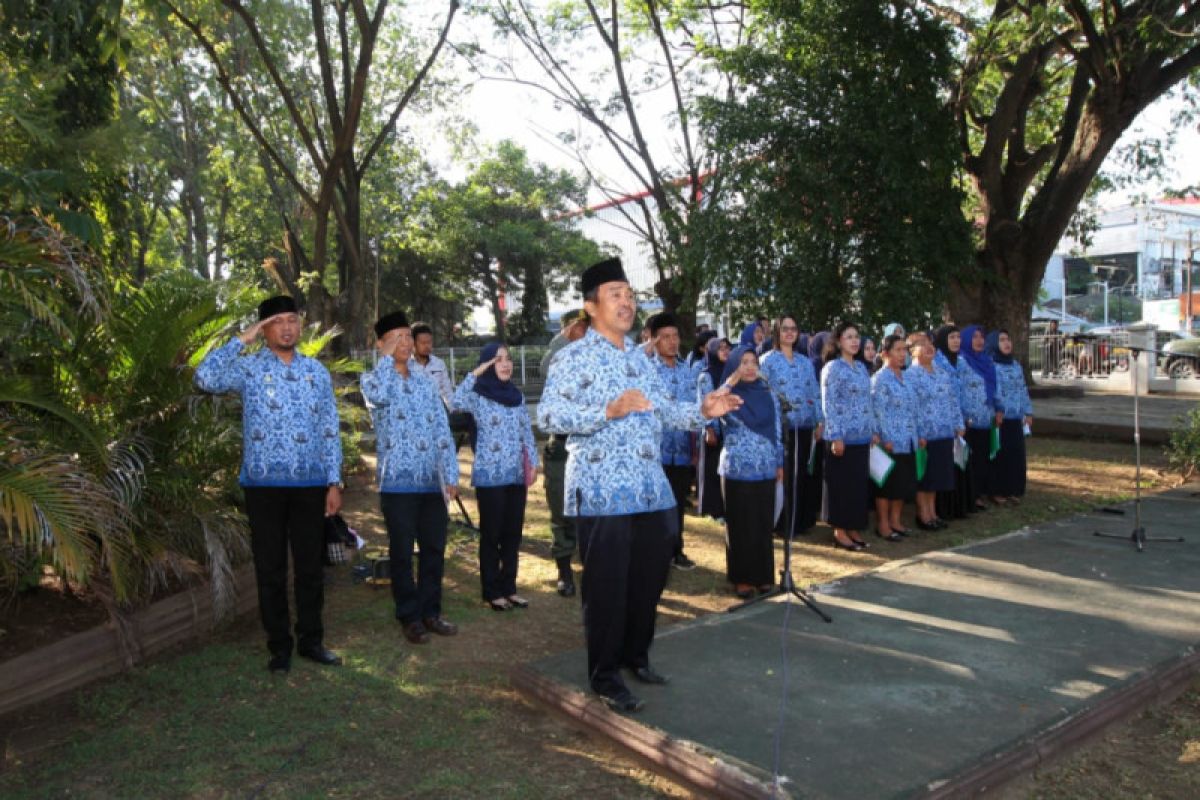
[953,435,970,471]
[869,445,895,488]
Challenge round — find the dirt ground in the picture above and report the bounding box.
[1,437,1195,798]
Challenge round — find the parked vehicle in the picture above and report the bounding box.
[1160,334,1200,379]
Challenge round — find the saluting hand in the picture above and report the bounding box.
[701,385,743,420]
[377,330,401,358]
[238,313,283,345]
[472,357,498,378]
[606,389,653,419]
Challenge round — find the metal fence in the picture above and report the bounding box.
[1029,333,1131,379]
[351,345,553,389]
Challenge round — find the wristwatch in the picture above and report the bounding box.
[327,481,345,490]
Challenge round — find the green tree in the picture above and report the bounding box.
[478,0,747,337]
[411,141,603,341]
[702,0,973,330]
[930,0,1200,354]
[156,0,460,350]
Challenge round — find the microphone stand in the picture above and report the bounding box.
[1092,345,1185,552]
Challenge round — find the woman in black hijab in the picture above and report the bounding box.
[932,324,974,521]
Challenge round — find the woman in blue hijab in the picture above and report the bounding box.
[451,342,539,611]
[957,325,1000,510]
[718,346,783,597]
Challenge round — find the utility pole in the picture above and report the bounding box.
[1188,230,1195,333]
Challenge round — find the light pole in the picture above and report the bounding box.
[1087,280,1110,325]
[1061,278,1068,322]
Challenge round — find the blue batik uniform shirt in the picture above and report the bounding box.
[719,392,784,481]
[906,362,964,441]
[820,358,877,445]
[957,359,996,430]
[537,327,706,517]
[760,349,823,430]
[194,339,342,487]
[361,356,458,493]
[994,362,1034,420]
[650,353,696,467]
[452,374,539,487]
[871,367,919,454]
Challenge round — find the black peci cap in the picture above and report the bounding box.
[647,312,680,335]
[580,257,628,295]
[258,295,298,320]
[374,310,410,338]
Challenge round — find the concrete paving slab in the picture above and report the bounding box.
[517,489,1200,799]
[1034,393,1196,444]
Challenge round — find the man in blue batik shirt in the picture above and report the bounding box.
[644,311,698,571]
[194,295,343,674]
[362,311,461,646]
[537,258,742,713]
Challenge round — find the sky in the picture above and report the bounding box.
[437,31,1199,213]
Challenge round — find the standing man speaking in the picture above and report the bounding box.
[195,295,343,673]
[537,259,742,712]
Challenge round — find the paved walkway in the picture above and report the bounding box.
[517,487,1200,798]
[1032,392,1196,444]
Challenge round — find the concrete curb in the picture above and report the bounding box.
[510,664,786,799]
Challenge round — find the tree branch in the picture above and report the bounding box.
[360,0,458,172]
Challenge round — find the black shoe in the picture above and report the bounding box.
[297,646,342,666]
[876,531,904,542]
[423,617,458,636]
[631,666,670,685]
[267,653,291,673]
[933,518,950,530]
[556,557,576,597]
[916,518,940,531]
[597,687,644,713]
[672,553,697,570]
[402,621,431,644]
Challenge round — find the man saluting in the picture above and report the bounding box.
[537,259,743,712]
[194,295,343,673]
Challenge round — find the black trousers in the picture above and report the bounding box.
[380,492,448,624]
[476,483,527,600]
[543,437,576,561]
[243,486,327,656]
[663,464,694,556]
[965,427,992,502]
[576,507,677,695]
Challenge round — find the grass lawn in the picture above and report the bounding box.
[0,437,1195,798]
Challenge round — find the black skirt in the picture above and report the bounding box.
[699,439,725,519]
[724,478,776,586]
[919,438,955,493]
[990,418,1027,497]
[822,442,870,531]
[965,427,992,502]
[875,451,916,500]
[776,427,819,537]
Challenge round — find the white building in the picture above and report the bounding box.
[1043,197,1200,331]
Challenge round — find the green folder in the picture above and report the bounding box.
[915,445,928,481]
[989,423,1001,461]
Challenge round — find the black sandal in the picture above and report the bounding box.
[876,531,904,542]
[506,595,530,609]
[487,599,512,611]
